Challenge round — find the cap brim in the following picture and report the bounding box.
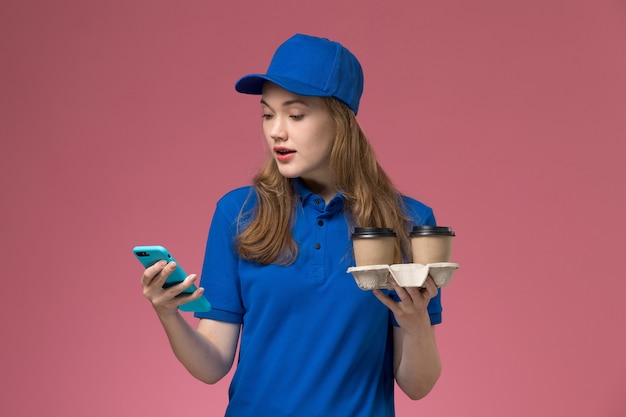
[235,74,331,98]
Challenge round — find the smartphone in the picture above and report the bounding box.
[133,245,211,312]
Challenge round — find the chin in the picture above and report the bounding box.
[276,168,301,179]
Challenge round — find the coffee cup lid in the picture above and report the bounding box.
[410,225,455,237]
[352,227,396,238]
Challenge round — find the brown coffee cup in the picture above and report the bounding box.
[410,226,455,265]
[352,227,396,266]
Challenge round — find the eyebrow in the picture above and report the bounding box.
[260,98,311,109]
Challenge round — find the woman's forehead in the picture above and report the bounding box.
[261,82,323,108]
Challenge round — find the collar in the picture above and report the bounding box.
[293,178,345,212]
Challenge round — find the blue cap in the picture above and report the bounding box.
[235,34,364,114]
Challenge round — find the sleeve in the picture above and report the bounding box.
[194,198,244,324]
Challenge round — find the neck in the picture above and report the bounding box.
[300,178,337,203]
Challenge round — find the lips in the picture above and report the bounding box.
[274,146,296,162]
[274,146,295,155]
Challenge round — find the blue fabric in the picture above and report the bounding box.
[235,34,364,114]
[195,181,441,416]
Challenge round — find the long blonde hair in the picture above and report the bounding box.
[236,97,412,265]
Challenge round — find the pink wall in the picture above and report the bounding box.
[2,0,625,416]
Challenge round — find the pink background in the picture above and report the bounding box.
[2,0,625,416]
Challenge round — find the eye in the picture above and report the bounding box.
[290,114,304,120]
[261,113,274,120]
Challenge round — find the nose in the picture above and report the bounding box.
[269,116,287,141]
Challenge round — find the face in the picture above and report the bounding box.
[261,82,337,195]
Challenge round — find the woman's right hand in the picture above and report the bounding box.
[139,262,239,384]
[140,260,205,316]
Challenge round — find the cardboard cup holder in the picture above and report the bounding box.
[347,262,460,290]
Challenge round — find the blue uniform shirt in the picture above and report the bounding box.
[195,180,442,416]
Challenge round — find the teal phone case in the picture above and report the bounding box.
[133,245,211,312]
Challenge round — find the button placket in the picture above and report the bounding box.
[313,215,325,251]
[311,214,326,277]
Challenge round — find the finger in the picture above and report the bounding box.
[146,273,201,307]
[163,273,199,299]
[372,289,397,310]
[404,285,424,301]
[387,274,412,303]
[153,261,179,288]
[173,285,205,306]
[140,260,168,287]
[401,276,436,303]
[389,277,423,304]
[422,276,438,298]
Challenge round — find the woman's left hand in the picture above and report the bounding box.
[374,274,442,399]
[373,275,438,334]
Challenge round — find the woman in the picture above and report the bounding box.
[141,33,443,416]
